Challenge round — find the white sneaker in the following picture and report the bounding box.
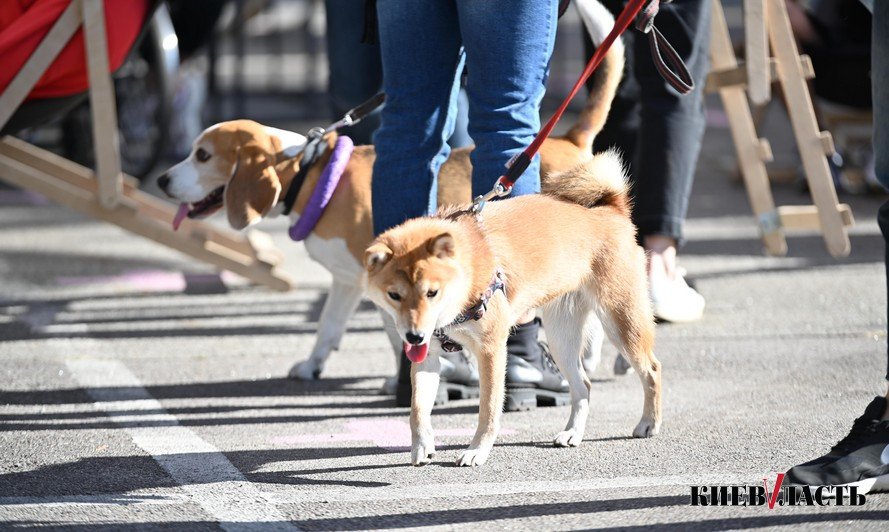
[649,268,705,323]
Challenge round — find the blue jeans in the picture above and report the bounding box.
[371,0,559,235]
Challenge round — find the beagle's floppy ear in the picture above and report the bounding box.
[224,142,281,230]
[365,242,393,274]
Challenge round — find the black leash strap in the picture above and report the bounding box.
[282,132,327,216]
[634,0,694,94]
[280,93,385,215]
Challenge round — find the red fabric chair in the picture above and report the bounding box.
[0,0,149,100]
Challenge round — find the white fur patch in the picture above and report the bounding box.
[165,158,208,202]
[264,126,308,158]
[304,233,363,282]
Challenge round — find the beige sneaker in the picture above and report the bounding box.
[649,268,705,323]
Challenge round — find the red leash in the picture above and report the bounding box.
[474,0,692,207]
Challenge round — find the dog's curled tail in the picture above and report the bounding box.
[566,0,625,152]
[542,149,630,216]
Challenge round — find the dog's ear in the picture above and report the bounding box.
[427,233,455,259]
[365,242,392,274]
[225,143,281,230]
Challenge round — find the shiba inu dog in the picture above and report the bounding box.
[364,154,662,466]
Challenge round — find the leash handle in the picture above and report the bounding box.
[324,93,386,133]
[636,1,694,94]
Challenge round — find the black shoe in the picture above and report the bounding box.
[504,319,570,412]
[439,350,481,401]
[394,349,478,407]
[785,396,889,494]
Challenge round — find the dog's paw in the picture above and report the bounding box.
[455,447,491,467]
[380,376,398,396]
[411,440,436,466]
[553,429,584,447]
[632,419,660,438]
[288,360,321,381]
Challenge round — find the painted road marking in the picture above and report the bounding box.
[264,475,751,504]
[66,359,300,532]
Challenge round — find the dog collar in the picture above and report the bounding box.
[288,135,353,241]
[433,269,506,351]
[281,128,328,217]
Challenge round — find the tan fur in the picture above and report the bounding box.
[365,162,661,466]
[542,148,631,217]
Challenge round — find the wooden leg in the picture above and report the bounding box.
[744,0,770,105]
[711,0,787,256]
[82,0,122,209]
[766,0,851,257]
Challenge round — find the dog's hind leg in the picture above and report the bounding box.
[594,252,662,438]
[541,294,593,447]
[288,280,363,380]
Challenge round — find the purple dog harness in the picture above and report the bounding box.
[288,135,353,241]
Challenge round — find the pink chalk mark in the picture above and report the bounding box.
[57,269,187,292]
[272,418,516,451]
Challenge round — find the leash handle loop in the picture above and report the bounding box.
[647,26,694,94]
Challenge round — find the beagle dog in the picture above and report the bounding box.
[157,0,624,383]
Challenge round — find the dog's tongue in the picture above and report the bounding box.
[403,342,429,364]
[172,203,190,231]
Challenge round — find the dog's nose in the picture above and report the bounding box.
[405,331,425,345]
[157,174,170,193]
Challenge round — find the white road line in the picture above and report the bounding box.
[266,475,752,504]
[66,359,300,532]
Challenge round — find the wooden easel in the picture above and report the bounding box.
[707,0,853,257]
[0,0,294,291]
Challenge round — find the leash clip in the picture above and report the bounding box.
[471,180,512,214]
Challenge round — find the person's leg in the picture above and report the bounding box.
[588,0,710,323]
[324,0,383,145]
[635,0,712,323]
[874,0,889,414]
[455,0,567,409]
[631,0,710,244]
[456,0,559,198]
[784,0,889,493]
[371,0,464,235]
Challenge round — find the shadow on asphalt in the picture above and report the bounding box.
[0,286,382,341]
[0,377,486,432]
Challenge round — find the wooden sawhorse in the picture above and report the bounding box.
[707,0,854,257]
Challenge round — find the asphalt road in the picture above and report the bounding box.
[2,101,889,530]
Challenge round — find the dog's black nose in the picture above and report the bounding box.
[157,174,170,192]
[405,331,424,345]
